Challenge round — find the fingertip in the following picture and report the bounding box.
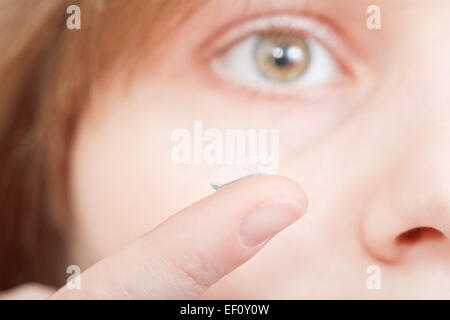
[217,174,309,213]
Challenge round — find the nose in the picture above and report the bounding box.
[362,107,450,263]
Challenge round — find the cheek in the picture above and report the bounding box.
[68,73,365,264]
[69,89,217,263]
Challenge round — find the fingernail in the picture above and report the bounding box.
[240,200,306,248]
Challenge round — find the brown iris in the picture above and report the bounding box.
[254,33,310,82]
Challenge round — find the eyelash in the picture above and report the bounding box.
[200,14,355,98]
[215,15,340,51]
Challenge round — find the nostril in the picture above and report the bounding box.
[396,227,445,245]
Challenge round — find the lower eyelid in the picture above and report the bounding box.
[211,37,342,98]
[201,14,363,92]
[201,14,349,63]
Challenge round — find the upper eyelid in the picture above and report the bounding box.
[216,15,341,50]
[197,12,369,80]
[199,13,344,57]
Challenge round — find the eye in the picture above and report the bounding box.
[211,15,343,92]
[255,33,310,82]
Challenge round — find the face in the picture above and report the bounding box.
[69,0,450,298]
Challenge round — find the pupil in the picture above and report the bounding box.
[271,44,302,67]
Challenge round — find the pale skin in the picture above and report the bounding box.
[2,0,450,299]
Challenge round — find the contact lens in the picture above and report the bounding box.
[209,156,274,191]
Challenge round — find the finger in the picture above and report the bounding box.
[0,283,56,300]
[51,175,308,299]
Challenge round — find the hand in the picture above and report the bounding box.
[1,176,308,299]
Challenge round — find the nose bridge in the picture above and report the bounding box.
[387,31,450,208]
[388,81,450,231]
[360,57,450,261]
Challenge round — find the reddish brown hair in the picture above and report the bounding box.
[0,0,204,290]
